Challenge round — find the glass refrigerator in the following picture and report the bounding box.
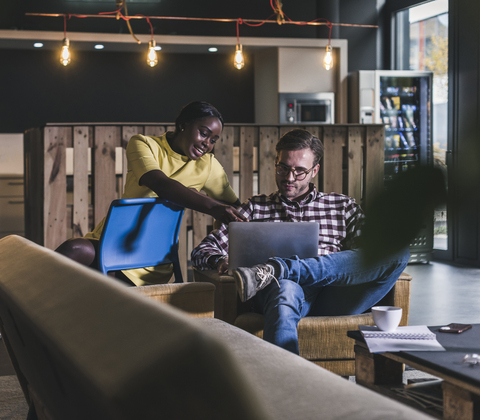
[349,70,434,263]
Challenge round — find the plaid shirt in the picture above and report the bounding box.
[191,184,365,270]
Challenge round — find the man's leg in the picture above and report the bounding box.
[253,279,313,354]
[270,247,410,309]
[308,281,397,317]
[237,248,408,353]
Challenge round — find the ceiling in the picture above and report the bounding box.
[1,0,325,53]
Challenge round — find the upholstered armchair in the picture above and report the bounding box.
[193,269,412,376]
[133,282,215,318]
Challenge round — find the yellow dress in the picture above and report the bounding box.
[85,132,237,285]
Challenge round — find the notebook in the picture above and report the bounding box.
[359,325,446,353]
[228,221,319,274]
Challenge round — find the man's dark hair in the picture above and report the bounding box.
[175,101,224,132]
[275,129,324,165]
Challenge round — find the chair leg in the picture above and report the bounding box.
[173,262,183,283]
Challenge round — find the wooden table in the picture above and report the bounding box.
[348,325,480,420]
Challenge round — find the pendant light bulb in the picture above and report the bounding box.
[323,44,333,71]
[60,38,71,66]
[147,40,158,67]
[234,44,244,70]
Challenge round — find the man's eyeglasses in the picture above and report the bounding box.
[275,163,316,181]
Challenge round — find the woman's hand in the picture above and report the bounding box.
[211,204,248,225]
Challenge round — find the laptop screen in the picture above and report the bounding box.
[228,221,319,274]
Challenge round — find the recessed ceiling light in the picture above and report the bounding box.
[33,43,44,48]
[94,44,104,50]
[154,45,162,51]
[208,47,218,52]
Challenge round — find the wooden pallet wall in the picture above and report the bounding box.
[24,123,384,280]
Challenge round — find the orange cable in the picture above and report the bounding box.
[25,12,378,28]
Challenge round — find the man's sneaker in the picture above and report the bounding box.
[233,263,280,302]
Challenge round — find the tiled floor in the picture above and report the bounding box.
[406,261,480,326]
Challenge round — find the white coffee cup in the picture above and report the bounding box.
[371,306,402,332]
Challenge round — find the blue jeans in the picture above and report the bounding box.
[253,247,410,354]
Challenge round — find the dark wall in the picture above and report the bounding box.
[340,0,379,72]
[0,49,255,133]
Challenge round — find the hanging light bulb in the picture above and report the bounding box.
[234,44,244,70]
[234,18,245,70]
[147,39,158,67]
[60,38,71,66]
[323,44,333,70]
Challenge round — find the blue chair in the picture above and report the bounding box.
[98,198,185,283]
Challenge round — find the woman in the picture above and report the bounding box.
[56,101,245,285]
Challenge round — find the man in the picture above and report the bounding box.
[191,129,409,354]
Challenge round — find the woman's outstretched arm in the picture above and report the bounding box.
[140,170,246,224]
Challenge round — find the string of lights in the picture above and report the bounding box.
[26,0,378,70]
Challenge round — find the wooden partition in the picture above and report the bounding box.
[24,123,384,280]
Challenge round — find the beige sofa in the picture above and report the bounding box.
[0,235,432,420]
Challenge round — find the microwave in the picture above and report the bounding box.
[279,92,335,124]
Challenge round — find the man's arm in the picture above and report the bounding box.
[191,201,253,273]
[191,224,230,271]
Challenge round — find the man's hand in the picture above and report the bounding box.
[217,257,229,274]
[207,255,229,274]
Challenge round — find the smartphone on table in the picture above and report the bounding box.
[439,323,472,334]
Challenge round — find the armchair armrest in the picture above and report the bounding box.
[133,282,215,318]
[193,268,238,324]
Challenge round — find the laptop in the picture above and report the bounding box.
[228,221,319,274]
